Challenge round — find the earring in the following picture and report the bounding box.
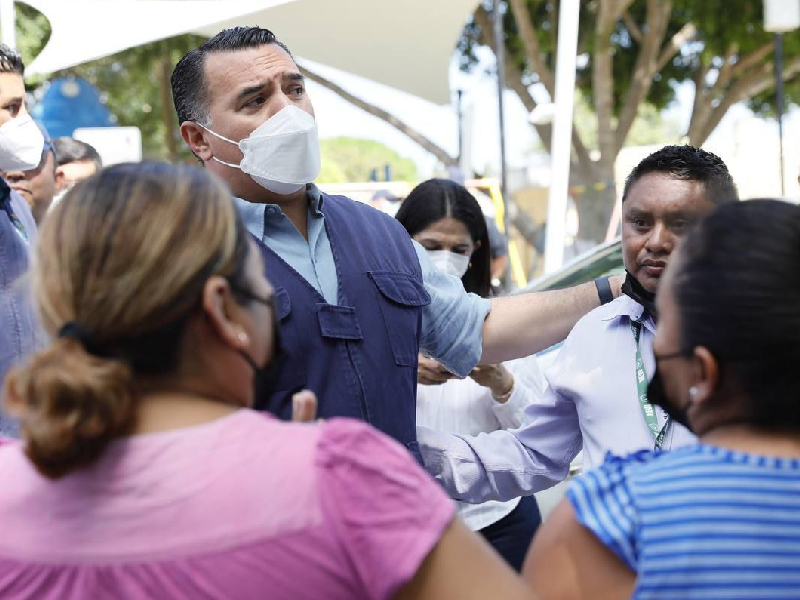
[689,386,698,398]
[237,331,249,345]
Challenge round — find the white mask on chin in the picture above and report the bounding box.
[198,105,321,196]
[427,250,470,279]
[0,115,45,172]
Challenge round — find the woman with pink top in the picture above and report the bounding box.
[0,163,534,600]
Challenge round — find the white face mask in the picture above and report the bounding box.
[199,105,321,196]
[0,115,44,172]
[427,250,470,279]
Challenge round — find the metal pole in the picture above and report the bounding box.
[543,0,580,274]
[0,0,15,50]
[775,32,785,196]
[493,1,512,290]
[456,89,464,164]
[493,0,508,203]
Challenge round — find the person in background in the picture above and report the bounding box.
[485,217,509,290]
[419,146,738,499]
[396,178,544,571]
[0,162,536,600]
[173,26,620,458]
[2,122,62,224]
[525,199,800,600]
[52,136,101,200]
[0,43,45,435]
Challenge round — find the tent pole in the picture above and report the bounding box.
[0,0,15,50]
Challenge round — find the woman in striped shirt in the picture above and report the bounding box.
[523,199,800,600]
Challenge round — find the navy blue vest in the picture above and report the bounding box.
[254,194,430,458]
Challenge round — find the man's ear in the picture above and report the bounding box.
[53,166,65,191]
[55,166,66,191]
[690,346,719,407]
[180,122,213,163]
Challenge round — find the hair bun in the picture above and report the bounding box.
[3,338,136,479]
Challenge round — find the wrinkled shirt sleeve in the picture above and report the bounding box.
[418,352,583,503]
[413,241,491,377]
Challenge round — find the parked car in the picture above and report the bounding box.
[524,238,624,293]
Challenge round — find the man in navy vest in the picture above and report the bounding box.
[0,44,46,435]
[172,27,617,458]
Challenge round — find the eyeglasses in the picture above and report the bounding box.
[231,284,276,311]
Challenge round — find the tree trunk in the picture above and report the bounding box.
[574,165,616,245]
[299,66,456,167]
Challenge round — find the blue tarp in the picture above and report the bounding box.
[31,78,115,138]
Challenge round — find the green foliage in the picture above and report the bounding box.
[572,91,681,150]
[62,36,205,161]
[10,3,201,160]
[319,137,418,183]
[12,2,50,83]
[459,1,800,122]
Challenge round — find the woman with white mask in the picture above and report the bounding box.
[396,179,545,571]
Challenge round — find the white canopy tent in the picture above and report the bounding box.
[24,0,480,104]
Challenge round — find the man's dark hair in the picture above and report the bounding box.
[622,145,738,205]
[171,27,293,127]
[0,43,24,75]
[673,199,800,429]
[52,137,102,170]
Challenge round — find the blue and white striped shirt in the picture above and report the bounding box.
[569,445,800,599]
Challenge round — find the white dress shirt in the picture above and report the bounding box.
[418,295,698,503]
[416,354,544,531]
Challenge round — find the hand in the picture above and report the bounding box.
[418,354,459,386]
[469,364,514,401]
[291,389,318,423]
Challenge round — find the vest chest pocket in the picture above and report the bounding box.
[368,271,431,367]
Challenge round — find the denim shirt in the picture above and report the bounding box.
[0,182,41,436]
[234,185,491,376]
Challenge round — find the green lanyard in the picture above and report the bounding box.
[631,321,670,450]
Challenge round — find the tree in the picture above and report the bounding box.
[319,137,419,183]
[459,0,800,242]
[63,36,206,163]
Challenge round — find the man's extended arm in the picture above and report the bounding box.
[479,277,622,364]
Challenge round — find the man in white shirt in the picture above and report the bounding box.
[418,146,739,501]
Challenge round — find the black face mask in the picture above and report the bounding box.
[622,270,658,321]
[233,288,285,412]
[646,368,692,431]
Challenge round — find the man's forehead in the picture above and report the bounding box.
[204,45,298,97]
[625,174,710,210]
[0,71,25,100]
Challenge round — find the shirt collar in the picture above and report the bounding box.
[233,184,325,239]
[599,294,654,331]
[307,183,324,215]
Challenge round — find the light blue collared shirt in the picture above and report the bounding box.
[234,185,491,376]
[417,294,698,502]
